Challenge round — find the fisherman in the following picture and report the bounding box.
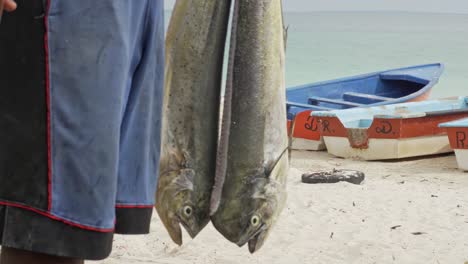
[0,0,164,263]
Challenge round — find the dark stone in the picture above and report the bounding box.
[301,169,365,185]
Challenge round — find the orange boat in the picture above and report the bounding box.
[440,118,468,171]
[311,97,468,160]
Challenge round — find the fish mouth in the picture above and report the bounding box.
[156,208,183,246]
[248,227,269,254]
[157,207,209,244]
[179,218,199,239]
[236,225,266,249]
[248,232,261,253]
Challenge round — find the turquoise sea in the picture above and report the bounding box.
[165,11,468,99]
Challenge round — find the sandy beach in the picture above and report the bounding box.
[92,150,468,264]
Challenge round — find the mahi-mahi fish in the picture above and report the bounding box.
[156,0,231,246]
[210,0,289,253]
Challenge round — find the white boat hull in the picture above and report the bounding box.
[291,137,326,151]
[454,149,468,171]
[324,135,452,160]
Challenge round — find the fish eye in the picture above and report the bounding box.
[183,205,193,217]
[250,215,260,227]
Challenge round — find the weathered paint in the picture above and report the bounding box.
[409,90,431,102]
[291,137,326,151]
[317,111,468,149]
[323,135,452,160]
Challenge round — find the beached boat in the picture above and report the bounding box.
[286,63,444,150]
[439,118,468,171]
[311,97,468,160]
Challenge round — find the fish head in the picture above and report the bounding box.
[236,177,287,253]
[155,169,209,245]
[212,175,287,253]
[212,153,289,253]
[238,153,289,253]
[209,143,289,254]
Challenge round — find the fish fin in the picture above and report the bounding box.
[283,25,289,52]
[173,169,195,194]
[210,0,238,216]
[254,148,288,203]
[280,0,288,51]
[265,146,289,179]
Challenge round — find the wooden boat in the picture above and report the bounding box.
[311,97,468,160]
[286,63,444,150]
[439,118,468,171]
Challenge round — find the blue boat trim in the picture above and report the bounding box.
[439,118,468,128]
[342,92,392,103]
[308,96,364,108]
[286,101,333,111]
[286,63,444,118]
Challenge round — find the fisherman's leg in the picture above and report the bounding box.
[115,0,164,234]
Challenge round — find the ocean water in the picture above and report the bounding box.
[165,11,468,99]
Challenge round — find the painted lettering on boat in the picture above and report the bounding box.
[322,120,331,133]
[317,117,347,137]
[456,131,466,148]
[440,127,468,150]
[305,116,318,131]
[291,110,321,141]
[375,121,393,134]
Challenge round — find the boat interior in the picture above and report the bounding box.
[286,64,442,119]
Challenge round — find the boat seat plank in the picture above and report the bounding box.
[287,101,333,111]
[343,92,393,103]
[308,96,364,107]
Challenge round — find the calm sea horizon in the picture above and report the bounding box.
[165,11,468,99]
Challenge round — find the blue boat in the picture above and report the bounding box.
[287,63,444,119]
[286,63,444,151]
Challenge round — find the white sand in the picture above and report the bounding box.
[93,150,468,264]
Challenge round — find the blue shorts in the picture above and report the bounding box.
[0,0,164,260]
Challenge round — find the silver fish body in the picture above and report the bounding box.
[156,0,231,246]
[210,0,289,253]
